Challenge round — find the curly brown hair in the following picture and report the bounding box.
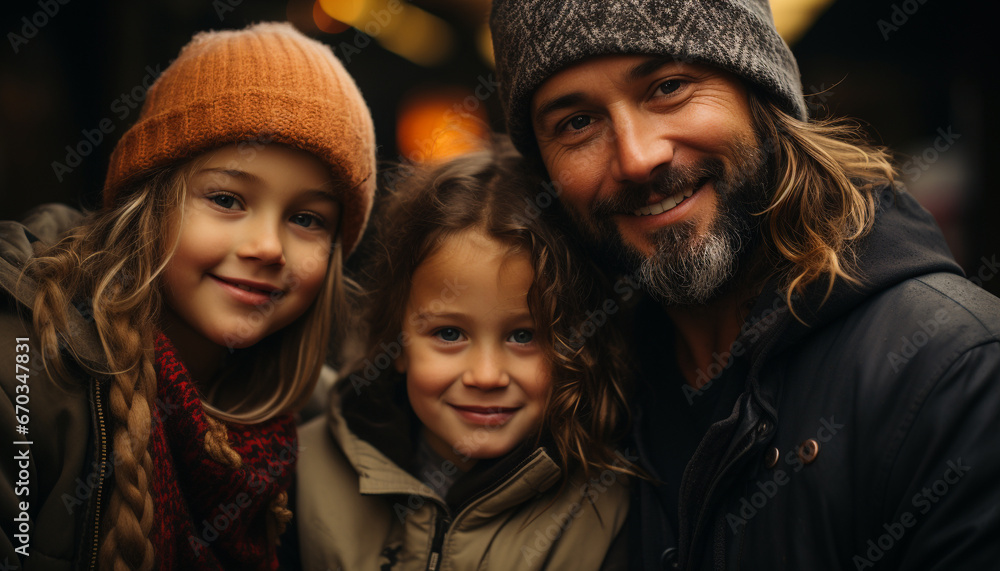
[353,138,634,480]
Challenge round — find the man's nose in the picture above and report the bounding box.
[611,111,674,184]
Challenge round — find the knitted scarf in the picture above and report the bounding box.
[150,333,297,570]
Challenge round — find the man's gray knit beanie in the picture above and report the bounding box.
[490,0,807,160]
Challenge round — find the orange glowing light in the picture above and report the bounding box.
[397,91,489,163]
[313,0,351,34]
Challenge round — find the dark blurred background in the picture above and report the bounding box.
[1,0,996,296]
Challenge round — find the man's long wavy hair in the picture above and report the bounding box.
[356,140,633,482]
[748,92,896,313]
[20,157,348,571]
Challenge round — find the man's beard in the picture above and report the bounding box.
[570,140,770,307]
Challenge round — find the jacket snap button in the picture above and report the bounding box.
[797,438,820,464]
[757,422,768,436]
[764,447,780,468]
[660,547,679,569]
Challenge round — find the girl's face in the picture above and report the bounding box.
[162,144,339,361]
[397,229,551,470]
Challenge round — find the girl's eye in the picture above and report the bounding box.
[657,79,683,96]
[508,329,534,344]
[565,115,592,131]
[434,328,463,342]
[209,193,242,210]
[291,213,322,229]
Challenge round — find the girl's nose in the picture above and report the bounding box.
[236,224,286,266]
[461,345,510,390]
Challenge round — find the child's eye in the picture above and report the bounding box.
[508,329,534,344]
[291,213,323,229]
[434,328,464,343]
[208,192,243,210]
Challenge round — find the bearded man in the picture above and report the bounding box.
[490,1,1000,569]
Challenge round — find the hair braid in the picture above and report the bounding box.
[24,169,181,570]
[98,336,157,571]
[269,490,293,537]
[204,415,243,468]
[93,250,161,571]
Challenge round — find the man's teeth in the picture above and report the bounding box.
[235,283,253,292]
[633,189,694,216]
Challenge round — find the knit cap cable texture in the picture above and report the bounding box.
[490,0,807,160]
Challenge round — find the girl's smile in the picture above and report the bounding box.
[209,274,283,306]
[396,228,550,470]
[448,404,523,426]
[161,144,340,375]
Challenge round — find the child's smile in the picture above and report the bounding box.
[208,274,283,306]
[161,144,340,374]
[396,228,550,471]
[448,404,522,426]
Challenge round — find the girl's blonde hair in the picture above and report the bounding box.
[22,157,346,570]
[355,139,633,481]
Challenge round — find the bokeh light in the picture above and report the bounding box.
[397,89,489,163]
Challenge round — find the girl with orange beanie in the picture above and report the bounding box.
[0,22,375,570]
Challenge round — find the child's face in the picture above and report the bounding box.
[397,229,550,470]
[162,144,339,355]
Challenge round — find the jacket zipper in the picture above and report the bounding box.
[88,380,108,570]
[685,319,785,570]
[422,451,542,570]
[687,429,756,569]
[425,514,451,571]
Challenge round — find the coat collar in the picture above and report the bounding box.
[325,382,563,518]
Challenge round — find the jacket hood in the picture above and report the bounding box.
[0,204,105,369]
[1,204,83,302]
[747,185,962,362]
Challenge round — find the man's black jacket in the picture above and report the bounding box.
[629,187,1000,570]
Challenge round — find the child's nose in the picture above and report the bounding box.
[236,224,286,265]
[462,345,510,390]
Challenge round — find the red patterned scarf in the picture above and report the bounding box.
[149,333,297,570]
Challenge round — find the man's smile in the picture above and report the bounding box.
[631,177,710,216]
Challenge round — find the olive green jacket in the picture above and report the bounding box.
[295,383,630,571]
[1,205,111,571]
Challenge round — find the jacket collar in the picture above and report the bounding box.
[327,379,562,516]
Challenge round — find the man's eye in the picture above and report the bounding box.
[657,79,683,95]
[435,328,463,342]
[566,115,592,131]
[508,329,534,344]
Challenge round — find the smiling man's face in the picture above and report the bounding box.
[531,54,771,305]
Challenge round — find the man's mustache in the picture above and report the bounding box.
[592,158,727,216]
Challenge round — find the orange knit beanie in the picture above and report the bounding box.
[104,22,376,255]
